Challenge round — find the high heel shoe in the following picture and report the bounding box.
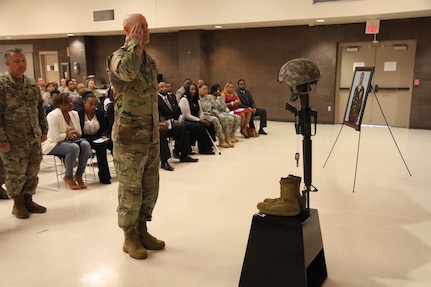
[73,175,87,189]
[63,176,82,190]
[241,129,250,138]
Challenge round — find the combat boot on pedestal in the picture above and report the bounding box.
[136,221,165,250]
[257,176,301,216]
[24,194,47,213]
[11,195,30,219]
[123,228,148,259]
[263,175,303,208]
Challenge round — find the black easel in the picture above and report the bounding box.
[323,85,412,192]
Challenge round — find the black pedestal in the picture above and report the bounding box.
[239,209,327,287]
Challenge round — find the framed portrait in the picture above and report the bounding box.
[343,66,375,131]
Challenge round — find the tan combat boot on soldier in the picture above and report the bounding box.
[218,135,229,148]
[123,228,148,259]
[225,133,235,147]
[136,221,165,250]
[257,176,301,216]
[24,194,47,213]
[12,195,30,219]
[230,132,239,143]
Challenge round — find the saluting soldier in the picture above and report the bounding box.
[106,13,165,260]
[0,48,48,218]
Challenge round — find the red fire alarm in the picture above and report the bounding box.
[414,79,420,87]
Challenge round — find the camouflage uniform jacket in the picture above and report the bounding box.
[0,72,48,145]
[106,40,159,145]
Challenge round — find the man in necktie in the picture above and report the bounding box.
[236,79,268,135]
[157,82,197,170]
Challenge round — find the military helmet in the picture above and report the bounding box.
[277,58,321,86]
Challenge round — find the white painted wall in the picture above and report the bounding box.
[0,0,430,38]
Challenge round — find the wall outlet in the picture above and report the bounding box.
[328,105,331,112]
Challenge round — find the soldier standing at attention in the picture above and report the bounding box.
[0,48,48,218]
[106,13,165,260]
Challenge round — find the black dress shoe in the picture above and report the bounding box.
[100,179,111,184]
[161,161,174,171]
[180,156,199,162]
[200,150,215,155]
[258,129,268,135]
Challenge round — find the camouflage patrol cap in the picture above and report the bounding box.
[277,58,321,86]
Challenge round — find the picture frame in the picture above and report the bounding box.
[343,66,375,131]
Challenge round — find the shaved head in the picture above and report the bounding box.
[123,13,146,30]
[122,13,150,47]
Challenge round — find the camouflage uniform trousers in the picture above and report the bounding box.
[0,139,42,198]
[0,156,5,186]
[217,113,240,134]
[114,141,160,230]
[208,116,223,138]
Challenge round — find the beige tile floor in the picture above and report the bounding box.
[1,121,430,287]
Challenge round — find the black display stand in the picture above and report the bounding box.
[239,209,327,287]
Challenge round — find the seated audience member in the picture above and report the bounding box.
[178,83,215,155]
[237,79,268,135]
[59,78,67,93]
[210,84,241,143]
[64,79,79,101]
[221,82,252,138]
[158,82,198,169]
[37,77,46,95]
[198,83,231,148]
[72,83,88,111]
[86,79,101,98]
[42,82,55,113]
[104,86,114,113]
[51,81,59,90]
[78,93,112,184]
[158,127,174,171]
[175,78,192,103]
[42,93,92,190]
[46,89,61,115]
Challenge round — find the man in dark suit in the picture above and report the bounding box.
[158,82,197,170]
[236,79,268,135]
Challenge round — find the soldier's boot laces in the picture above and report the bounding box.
[123,228,148,260]
[24,194,47,213]
[12,195,30,219]
[257,176,302,216]
[137,221,165,250]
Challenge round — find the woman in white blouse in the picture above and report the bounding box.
[78,92,112,184]
[178,83,214,154]
[42,93,92,189]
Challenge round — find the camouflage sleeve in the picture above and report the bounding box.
[38,92,48,135]
[0,80,7,144]
[108,40,143,82]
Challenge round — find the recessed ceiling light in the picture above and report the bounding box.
[316,19,325,23]
[214,25,222,29]
[6,36,12,39]
[67,33,74,37]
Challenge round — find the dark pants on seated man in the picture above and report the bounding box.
[159,122,198,171]
[249,108,267,132]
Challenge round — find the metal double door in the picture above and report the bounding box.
[336,39,416,128]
